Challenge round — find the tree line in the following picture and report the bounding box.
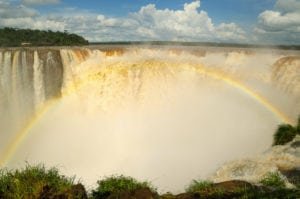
[0,27,89,47]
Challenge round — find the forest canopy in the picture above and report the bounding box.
[0,27,89,47]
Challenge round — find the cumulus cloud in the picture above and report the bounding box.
[21,0,60,6]
[258,11,300,31]
[88,1,245,42]
[255,0,300,44]
[0,0,247,42]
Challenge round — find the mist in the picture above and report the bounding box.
[2,47,300,193]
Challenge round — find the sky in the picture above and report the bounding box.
[0,0,299,44]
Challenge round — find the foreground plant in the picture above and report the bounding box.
[0,164,77,198]
[92,175,156,199]
[273,116,300,145]
[260,172,285,188]
[185,180,213,193]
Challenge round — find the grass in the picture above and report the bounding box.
[259,172,285,188]
[185,180,229,198]
[0,164,75,198]
[0,165,299,199]
[91,175,156,199]
[185,180,213,193]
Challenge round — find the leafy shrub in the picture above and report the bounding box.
[260,172,285,188]
[0,164,75,198]
[185,180,213,192]
[273,124,297,145]
[92,175,155,198]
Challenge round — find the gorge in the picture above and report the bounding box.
[0,45,299,192]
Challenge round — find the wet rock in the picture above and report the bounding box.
[214,180,253,190]
[161,192,200,199]
[281,168,300,187]
[106,188,158,199]
[133,187,159,199]
[291,141,300,148]
[161,180,255,199]
[38,183,88,199]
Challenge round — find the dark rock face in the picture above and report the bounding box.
[65,184,88,199]
[281,168,300,188]
[161,180,300,199]
[161,180,254,199]
[104,188,158,199]
[214,180,253,190]
[38,50,64,100]
[291,141,300,148]
[39,184,88,199]
[133,188,159,199]
[161,193,200,199]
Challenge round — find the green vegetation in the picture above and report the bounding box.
[0,164,76,198]
[184,179,229,198]
[0,165,299,198]
[273,124,297,145]
[260,172,285,188]
[185,180,213,192]
[92,175,156,199]
[0,27,88,47]
[273,116,300,145]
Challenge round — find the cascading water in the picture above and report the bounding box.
[33,51,45,109]
[0,46,299,192]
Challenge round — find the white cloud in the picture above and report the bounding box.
[89,1,245,42]
[21,0,60,6]
[184,0,201,12]
[255,0,300,44]
[258,10,300,31]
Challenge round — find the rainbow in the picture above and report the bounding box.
[194,66,292,124]
[0,100,57,167]
[0,60,293,167]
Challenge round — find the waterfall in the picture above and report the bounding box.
[0,49,63,159]
[0,47,299,192]
[272,56,300,97]
[33,51,45,110]
[20,50,35,118]
[2,51,12,107]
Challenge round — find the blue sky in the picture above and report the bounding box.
[1,0,300,44]
[62,0,274,23]
[33,0,275,26]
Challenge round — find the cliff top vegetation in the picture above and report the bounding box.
[0,27,88,47]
